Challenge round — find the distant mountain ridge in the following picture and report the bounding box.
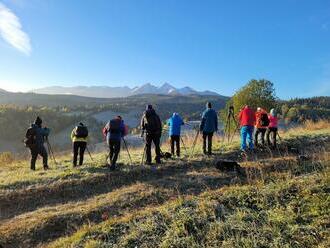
[31,83,220,98]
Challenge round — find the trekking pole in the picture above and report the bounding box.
[46,138,57,165]
[86,145,94,161]
[122,138,133,165]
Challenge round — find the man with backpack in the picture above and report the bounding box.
[254,107,269,147]
[141,105,162,165]
[200,102,218,155]
[238,105,255,151]
[167,112,184,157]
[24,116,50,170]
[103,116,126,170]
[71,122,88,167]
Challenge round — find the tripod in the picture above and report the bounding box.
[45,137,57,165]
[225,106,239,143]
[86,145,94,161]
[122,137,133,165]
[190,130,200,157]
[181,136,188,155]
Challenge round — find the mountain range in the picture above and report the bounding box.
[31,83,220,98]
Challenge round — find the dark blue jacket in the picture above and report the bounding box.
[167,113,184,136]
[200,108,218,133]
[105,119,125,142]
[31,124,50,149]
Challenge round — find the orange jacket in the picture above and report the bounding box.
[255,109,267,128]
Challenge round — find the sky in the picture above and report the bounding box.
[0,0,329,99]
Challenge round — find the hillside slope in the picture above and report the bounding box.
[0,122,329,247]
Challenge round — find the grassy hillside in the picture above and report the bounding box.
[0,121,329,247]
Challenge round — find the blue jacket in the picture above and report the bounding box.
[31,124,50,149]
[167,113,184,136]
[200,108,218,133]
[105,119,125,142]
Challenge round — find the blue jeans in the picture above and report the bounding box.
[240,125,254,150]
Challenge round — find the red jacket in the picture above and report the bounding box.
[238,106,255,127]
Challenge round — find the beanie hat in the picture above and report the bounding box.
[35,116,42,126]
[206,102,212,108]
[146,104,153,110]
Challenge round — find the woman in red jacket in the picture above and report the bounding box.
[266,108,278,148]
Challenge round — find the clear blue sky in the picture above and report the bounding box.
[0,0,329,98]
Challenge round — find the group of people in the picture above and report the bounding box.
[238,105,278,152]
[24,102,277,171]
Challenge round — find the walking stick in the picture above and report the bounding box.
[122,137,133,164]
[46,138,57,165]
[86,145,94,161]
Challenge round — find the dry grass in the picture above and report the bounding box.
[0,121,329,247]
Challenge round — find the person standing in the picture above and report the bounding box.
[266,108,278,148]
[24,116,50,170]
[71,122,88,167]
[254,107,269,147]
[200,102,218,155]
[238,105,255,151]
[103,116,126,170]
[167,112,184,157]
[141,105,162,165]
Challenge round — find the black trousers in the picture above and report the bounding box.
[202,132,213,155]
[170,135,180,157]
[109,139,121,166]
[30,145,48,170]
[73,141,87,166]
[266,127,278,147]
[146,134,161,163]
[254,128,266,146]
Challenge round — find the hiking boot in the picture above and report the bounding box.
[30,167,35,171]
[146,161,152,166]
[44,166,49,170]
[109,164,116,171]
[156,159,162,164]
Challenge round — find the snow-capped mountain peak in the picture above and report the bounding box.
[32,83,220,98]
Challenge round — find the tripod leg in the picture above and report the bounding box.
[190,130,200,157]
[86,146,93,161]
[141,144,146,166]
[122,138,133,164]
[181,137,187,155]
[46,140,57,165]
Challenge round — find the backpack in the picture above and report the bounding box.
[24,127,37,148]
[144,113,161,134]
[109,119,121,134]
[74,125,88,138]
[260,113,270,127]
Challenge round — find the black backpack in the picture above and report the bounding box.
[24,127,37,148]
[144,113,161,134]
[109,119,121,134]
[260,113,270,127]
[75,125,88,138]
